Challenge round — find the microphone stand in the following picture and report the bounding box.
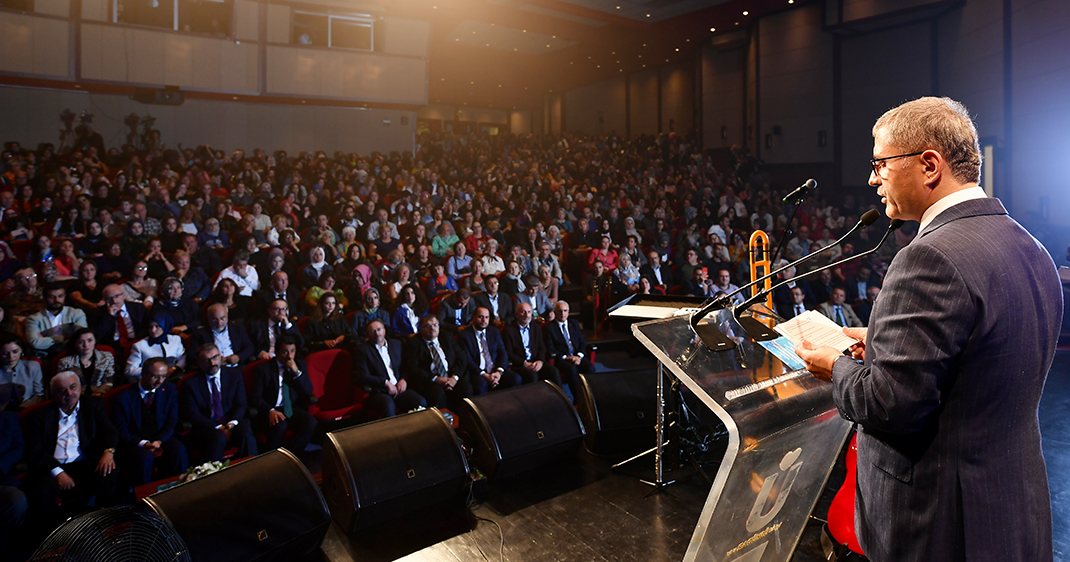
[730,219,905,340]
[770,197,804,270]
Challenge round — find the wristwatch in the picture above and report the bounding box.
[104,448,116,454]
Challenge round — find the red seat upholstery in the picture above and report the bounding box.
[305,349,364,422]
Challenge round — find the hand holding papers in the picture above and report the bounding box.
[775,311,858,351]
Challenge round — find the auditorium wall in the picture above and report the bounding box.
[0,85,416,155]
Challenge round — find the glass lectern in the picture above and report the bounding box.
[633,304,851,562]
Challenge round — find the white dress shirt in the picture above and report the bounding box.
[375,342,398,384]
[53,403,83,475]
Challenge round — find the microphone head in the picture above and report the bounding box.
[889,219,905,231]
[860,209,880,226]
[804,179,817,190]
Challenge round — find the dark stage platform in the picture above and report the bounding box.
[309,347,1070,562]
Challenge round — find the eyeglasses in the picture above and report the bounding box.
[870,152,923,177]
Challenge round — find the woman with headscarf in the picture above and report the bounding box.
[350,286,390,339]
[96,240,133,281]
[120,219,150,259]
[197,217,230,252]
[74,219,106,259]
[57,328,116,396]
[125,312,186,380]
[300,245,335,290]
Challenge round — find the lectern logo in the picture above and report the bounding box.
[726,448,804,561]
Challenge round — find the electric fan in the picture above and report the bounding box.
[29,506,190,562]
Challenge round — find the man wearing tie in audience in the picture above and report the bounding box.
[402,315,472,410]
[249,336,316,457]
[456,307,521,394]
[179,343,257,463]
[111,358,188,485]
[543,301,592,391]
[818,287,862,328]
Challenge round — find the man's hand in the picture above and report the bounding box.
[794,340,843,382]
[385,381,399,397]
[268,409,286,426]
[567,355,581,365]
[56,472,75,490]
[96,450,116,476]
[396,379,408,393]
[257,351,272,361]
[843,327,867,361]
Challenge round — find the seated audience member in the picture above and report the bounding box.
[445,241,472,278]
[686,267,717,298]
[0,383,26,554]
[456,307,521,394]
[172,250,211,302]
[474,276,513,327]
[499,260,525,296]
[187,304,255,367]
[436,288,475,334]
[402,315,472,410]
[808,267,840,306]
[356,320,427,418]
[777,286,811,320]
[818,287,863,328]
[351,287,391,340]
[462,258,488,293]
[306,293,357,353]
[68,261,105,311]
[91,284,149,351]
[502,302,562,387]
[844,264,882,304]
[182,234,222,278]
[384,263,413,307]
[639,251,672,293]
[111,358,188,486]
[207,278,253,324]
[26,284,88,359]
[587,235,619,272]
[300,245,334,291]
[854,285,881,326]
[256,270,302,321]
[2,268,44,322]
[120,260,157,309]
[676,249,705,286]
[22,371,119,523]
[155,277,201,335]
[480,239,506,276]
[544,301,593,391]
[95,241,132,281]
[179,343,257,463]
[390,284,427,337]
[771,263,817,313]
[249,336,317,458]
[303,271,347,315]
[58,329,116,395]
[126,313,186,380]
[425,263,457,301]
[0,337,43,408]
[142,237,174,281]
[249,299,304,360]
[215,250,260,297]
[513,274,554,321]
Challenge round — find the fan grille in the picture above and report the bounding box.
[30,506,190,562]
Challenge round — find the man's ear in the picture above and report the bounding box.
[920,149,944,188]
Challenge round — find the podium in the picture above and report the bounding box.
[633,304,851,562]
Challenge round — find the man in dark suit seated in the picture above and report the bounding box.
[436,288,476,334]
[776,286,811,320]
[254,271,302,321]
[402,315,473,410]
[456,307,521,394]
[473,276,513,327]
[543,301,593,391]
[186,304,255,367]
[502,302,562,387]
[249,336,316,458]
[21,371,120,524]
[179,343,257,463]
[355,320,426,418]
[91,284,149,350]
[111,358,188,486]
[639,251,672,293]
[771,263,817,313]
[248,299,305,361]
[0,383,27,556]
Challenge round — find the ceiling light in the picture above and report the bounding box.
[485,43,489,46]
[470,81,474,84]
[597,65,600,68]
[514,48,518,51]
[523,29,527,32]
[616,60,620,63]
[675,48,679,51]
[646,13,650,17]
[710,27,716,32]
[546,44,550,47]
[615,5,620,8]
[743,10,749,15]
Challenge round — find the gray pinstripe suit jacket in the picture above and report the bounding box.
[831,198,1062,562]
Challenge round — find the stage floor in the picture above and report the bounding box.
[313,347,1070,562]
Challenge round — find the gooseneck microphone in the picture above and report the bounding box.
[732,218,905,322]
[688,209,881,335]
[782,179,817,203]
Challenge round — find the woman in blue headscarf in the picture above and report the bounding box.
[125,311,186,381]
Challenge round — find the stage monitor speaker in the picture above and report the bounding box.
[142,448,330,562]
[457,380,584,480]
[321,408,469,534]
[575,371,657,455]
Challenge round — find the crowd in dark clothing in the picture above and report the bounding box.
[0,131,901,558]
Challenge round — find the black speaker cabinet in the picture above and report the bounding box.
[576,371,657,455]
[142,448,330,562]
[458,380,585,480]
[321,408,469,534]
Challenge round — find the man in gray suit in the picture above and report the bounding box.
[797,97,1062,562]
[25,284,87,359]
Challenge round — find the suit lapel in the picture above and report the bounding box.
[918,197,1007,239]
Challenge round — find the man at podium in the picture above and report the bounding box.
[796,97,1062,562]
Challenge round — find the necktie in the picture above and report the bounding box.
[562,323,574,355]
[835,306,846,327]
[429,341,447,376]
[479,331,495,373]
[145,391,154,407]
[116,311,131,344]
[796,305,804,316]
[280,369,293,418]
[210,376,224,421]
